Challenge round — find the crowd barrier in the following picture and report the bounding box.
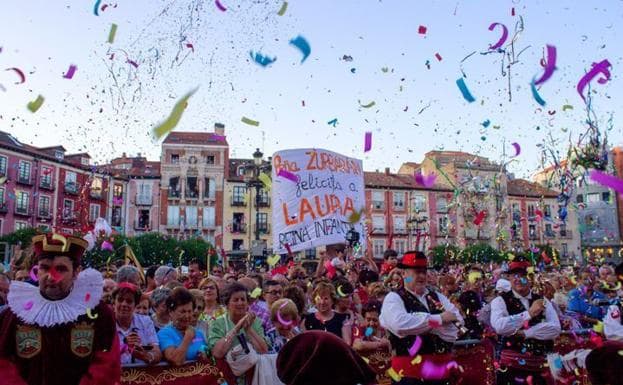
[120,332,595,385]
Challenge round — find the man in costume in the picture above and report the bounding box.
[490,255,561,385]
[380,251,464,385]
[0,233,120,385]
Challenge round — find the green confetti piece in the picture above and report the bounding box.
[27,95,44,113]
[277,1,288,16]
[258,172,272,190]
[108,23,118,44]
[241,116,260,126]
[152,88,198,139]
[359,100,376,108]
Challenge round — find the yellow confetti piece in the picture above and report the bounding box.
[593,321,604,334]
[359,100,376,108]
[27,95,45,113]
[527,267,535,274]
[108,23,118,44]
[267,254,280,267]
[153,88,198,139]
[411,355,422,365]
[258,172,272,190]
[361,356,369,363]
[508,253,515,261]
[277,1,288,16]
[241,116,260,126]
[468,271,482,284]
[348,208,364,224]
[86,308,98,319]
[337,285,347,297]
[562,104,573,111]
[386,368,403,382]
[0,176,6,185]
[574,368,580,376]
[250,287,262,299]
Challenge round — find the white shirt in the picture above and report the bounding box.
[380,288,464,343]
[604,305,623,341]
[490,290,561,340]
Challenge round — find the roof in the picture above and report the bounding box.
[162,131,228,146]
[507,178,559,198]
[66,153,91,159]
[364,171,448,190]
[402,162,420,168]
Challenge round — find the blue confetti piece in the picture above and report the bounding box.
[518,358,526,366]
[482,119,491,128]
[404,276,414,283]
[530,79,546,106]
[365,327,374,337]
[520,277,528,285]
[456,78,476,103]
[250,51,277,67]
[350,68,356,73]
[553,357,563,369]
[327,118,338,127]
[289,35,311,63]
[93,0,102,16]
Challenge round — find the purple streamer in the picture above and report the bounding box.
[63,64,77,79]
[589,170,623,195]
[534,45,557,85]
[364,132,372,152]
[277,169,299,183]
[488,22,508,50]
[577,59,612,102]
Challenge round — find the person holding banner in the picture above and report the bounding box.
[379,251,464,385]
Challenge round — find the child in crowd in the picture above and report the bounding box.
[267,298,301,354]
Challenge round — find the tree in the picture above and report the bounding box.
[462,243,502,264]
[430,244,462,268]
[0,227,39,247]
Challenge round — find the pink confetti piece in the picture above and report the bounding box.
[85,293,91,302]
[421,360,448,380]
[534,45,557,85]
[473,210,486,226]
[428,318,441,328]
[590,170,623,195]
[526,375,533,385]
[276,302,293,326]
[63,64,77,79]
[511,7,515,16]
[24,301,34,311]
[415,172,436,188]
[577,59,612,102]
[277,169,299,183]
[215,0,227,11]
[408,336,422,356]
[6,67,25,84]
[101,240,114,251]
[186,43,195,52]
[418,25,427,35]
[210,134,226,141]
[434,53,442,61]
[488,22,508,50]
[511,142,521,157]
[364,132,372,152]
[127,59,139,68]
[29,266,39,282]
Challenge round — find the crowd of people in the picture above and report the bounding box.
[1,233,623,385]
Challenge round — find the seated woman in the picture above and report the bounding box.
[208,282,269,359]
[267,298,301,354]
[157,287,209,366]
[199,277,226,322]
[301,281,352,345]
[112,282,162,366]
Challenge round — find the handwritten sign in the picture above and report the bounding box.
[271,148,365,254]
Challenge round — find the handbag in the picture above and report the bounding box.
[226,343,259,376]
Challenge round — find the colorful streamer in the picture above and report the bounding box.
[415,172,436,188]
[27,95,45,113]
[289,35,311,63]
[241,116,260,126]
[63,64,77,79]
[93,0,102,16]
[456,78,476,103]
[108,23,118,43]
[364,131,372,152]
[530,80,546,106]
[152,88,198,139]
[488,22,508,50]
[250,51,276,67]
[534,45,557,85]
[512,142,521,157]
[258,172,272,190]
[277,169,299,182]
[408,336,423,356]
[589,170,623,195]
[6,67,26,84]
[277,1,288,16]
[215,0,227,11]
[577,59,612,102]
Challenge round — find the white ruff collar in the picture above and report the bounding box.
[8,268,104,327]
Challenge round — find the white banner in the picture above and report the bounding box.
[271,148,366,254]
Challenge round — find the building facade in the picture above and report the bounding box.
[159,126,227,247]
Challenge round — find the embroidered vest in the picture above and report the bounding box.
[388,288,453,356]
[499,291,553,355]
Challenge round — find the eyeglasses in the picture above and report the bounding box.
[201,286,217,291]
[265,290,283,296]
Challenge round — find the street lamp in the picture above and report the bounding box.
[408,216,429,251]
[246,148,271,241]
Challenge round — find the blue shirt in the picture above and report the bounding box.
[567,287,606,321]
[157,324,207,361]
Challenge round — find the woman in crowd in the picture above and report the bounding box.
[151,287,172,332]
[135,293,151,316]
[266,298,301,354]
[189,288,209,337]
[208,282,269,359]
[157,287,209,366]
[199,277,226,322]
[112,282,162,366]
[301,281,352,345]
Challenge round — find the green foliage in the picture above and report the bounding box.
[462,243,502,264]
[0,227,39,247]
[430,244,462,268]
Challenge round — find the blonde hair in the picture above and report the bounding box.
[189,289,205,309]
[312,281,336,302]
[271,298,299,321]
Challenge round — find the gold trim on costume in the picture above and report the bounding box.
[121,362,220,385]
[33,234,89,253]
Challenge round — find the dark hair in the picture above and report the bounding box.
[284,284,307,315]
[189,259,203,269]
[221,282,249,305]
[263,280,282,290]
[332,278,354,297]
[112,285,142,305]
[358,269,379,287]
[38,254,80,270]
[383,249,398,259]
[146,265,158,280]
[166,287,195,311]
[362,300,382,315]
[247,273,264,289]
[586,341,623,385]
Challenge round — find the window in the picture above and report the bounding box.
[54,150,64,160]
[544,205,552,218]
[38,196,50,217]
[0,187,5,206]
[602,192,611,202]
[527,204,535,218]
[204,178,216,199]
[372,240,385,259]
[393,215,406,233]
[257,213,269,233]
[232,186,246,205]
[37,224,50,231]
[412,194,426,213]
[65,171,77,192]
[203,207,215,227]
[40,167,52,188]
[90,177,102,198]
[185,206,198,227]
[576,194,584,203]
[18,161,31,183]
[394,239,406,256]
[89,204,100,222]
[232,213,245,233]
[81,157,89,166]
[393,192,405,210]
[587,193,600,203]
[15,221,28,231]
[372,215,385,233]
[16,191,29,213]
[232,240,244,251]
[171,154,180,164]
[167,206,180,226]
[258,188,270,206]
[495,197,503,212]
[137,183,152,205]
[529,224,537,239]
[0,156,7,175]
[206,155,215,165]
[113,184,123,198]
[63,199,74,219]
[545,223,554,237]
[560,224,568,237]
[137,209,150,229]
[436,198,448,213]
[561,243,568,256]
[186,177,198,198]
[372,191,384,210]
[111,206,122,227]
[305,248,316,259]
[438,216,448,234]
[169,177,180,198]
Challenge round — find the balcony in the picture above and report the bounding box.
[39,179,54,190]
[371,227,386,235]
[559,230,573,239]
[14,206,31,216]
[166,220,180,229]
[16,176,33,186]
[255,224,271,235]
[62,216,78,225]
[134,220,152,231]
[231,196,246,207]
[168,188,181,199]
[255,196,271,208]
[38,209,51,219]
[544,231,556,238]
[230,222,247,234]
[135,194,153,206]
[185,190,199,200]
[394,227,408,235]
[0,203,7,213]
[64,182,79,195]
[90,190,103,200]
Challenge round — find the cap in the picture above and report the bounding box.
[397,251,429,270]
[32,233,89,263]
[507,254,532,275]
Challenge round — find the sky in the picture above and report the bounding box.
[0,0,622,180]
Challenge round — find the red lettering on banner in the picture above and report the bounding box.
[281,194,356,226]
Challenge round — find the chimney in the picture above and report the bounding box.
[385,167,390,175]
[122,152,127,158]
[214,123,225,136]
[137,152,142,158]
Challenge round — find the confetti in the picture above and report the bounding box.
[215,0,227,11]
[562,104,573,111]
[577,59,612,102]
[534,45,557,85]
[86,308,99,319]
[408,336,423,356]
[29,266,39,282]
[386,368,403,382]
[415,172,436,187]
[267,254,280,267]
[327,118,338,127]
[127,59,139,68]
[481,119,490,128]
[85,293,91,302]
[590,170,623,195]
[404,276,413,283]
[488,22,508,50]
[6,67,26,84]
[364,131,372,152]
[258,172,272,189]
[530,80,546,106]
[277,1,288,16]
[24,301,34,311]
[63,64,77,79]
[365,327,374,337]
[421,360,448,380]
[289,35,311,63]
[250,51,277,67]
[359,100,376,108]
[152,88,197,139]
[107,23,117,43]
[418,25,427,34]
[456,78,476,102]
[411,355,422,365]
[93,0,102,16]
[277,168,299,182]
[186,43,195,52]
[241,116,260,126]
[276,302,293,326]
[468,271,482,283]
[27,95,45,113]
[250,287,262,299]
[435,53,442,61]
[473,210,486,226]
[512,142,521,157]
[336,285,347,297]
